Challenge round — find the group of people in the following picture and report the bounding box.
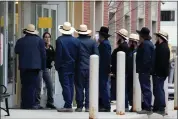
[15,21,170,115]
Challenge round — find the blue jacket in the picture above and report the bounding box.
[15,34,46,70]
[98,39,111,75]
[136,40,155,73]
[78,35,99,70]
[55,35,80,73]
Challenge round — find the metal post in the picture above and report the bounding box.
[132,53,141,112]
[116,51,125,115]
[174,56,178,110]
[164,77,168,115]
[89,55,99,119]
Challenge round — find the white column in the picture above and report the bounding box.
[116,51,125,115]
[89,55,99,119]
[174,56,178,110]
[164,77,168,115]
[132,53,141,112]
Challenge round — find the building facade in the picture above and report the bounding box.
[0,1,161,108]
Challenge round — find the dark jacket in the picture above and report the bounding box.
[153,42,170,77]
[127,48,137,76]
[55,35,80,73]
[45,45,55,69]
[136,39,155,73]
[78,35,99,70]
[98,39,111,75]
[15,34,46,70]
[111,42,129,75]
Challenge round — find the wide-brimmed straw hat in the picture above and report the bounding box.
[96,26,111,38]
[129,33,139,42]
[116,29,128,40]
[136,27,151,39]
[76,24,92,35]
[58,22,75,35]
[23,24,39,35]
[154,30,168,41]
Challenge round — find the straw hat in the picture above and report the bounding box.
[76,24,92,35]
[58,22,75,35]
[116,29,128,40]
[154,30,168,41]
[129,33,139,42]
[23,24,39,35]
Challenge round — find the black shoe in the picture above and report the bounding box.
[57,108,73,112]
[99,108,110,112]
[75,108,83,112]
[32,105,44,109]
[46,103,56,109]
[137,110,153,115]
[85,108,89,112]
[155,110,167,116]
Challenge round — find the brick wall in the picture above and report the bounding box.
[157,1,161,32]
[130,1,137,33]
[83,1,90,29]
[145,1,151,28]
[116,1,124,32]
[104,1,109,26]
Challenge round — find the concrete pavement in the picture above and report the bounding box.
[1,101,177,119]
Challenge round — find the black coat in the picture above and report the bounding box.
[111,42,129,75]
[46,45,55,69]
[153,42,170,77]
[136,39,155,74]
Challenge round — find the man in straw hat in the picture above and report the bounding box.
[55,22,80,112]
[136,27,155,114]
[15,24,46,109]
[74,24,99,112]
[97,26,111,112]
[127,33,139,112]
[111,28,129,112]
[152,30,170,115]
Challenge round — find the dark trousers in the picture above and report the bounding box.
[36,69,54,105]
[58,71,74,108]
[139,73,152,110]
[127,74,133,107]
[152,75,166,111]
[110,75,129,109]
[75,69,89,109]
[20,69,39,109]
[99,74,111,109]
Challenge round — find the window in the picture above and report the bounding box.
[161,11,175,21]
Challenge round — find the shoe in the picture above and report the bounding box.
[85,108,89,112]
[155,110,167,116]
[57,108,73,112]
[99,108,110,112]
[46,103,56,109]
[137,110,153,115]
[75,108,83,112]
[32,105,44,109]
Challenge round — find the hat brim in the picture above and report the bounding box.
[96,31,111,38]
[58,25,75,35]
[154,33,168,41]
[136,30,152,39]
[23,29,39,35]
[76,30,92,35]
[129,38,139,42]
[116,32,128,40]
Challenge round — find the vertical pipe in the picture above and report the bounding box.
[116,51,125,115]
[174,56,178,110]
[164,77,168,115]
[89,55,99,119]
[132,53,141,112]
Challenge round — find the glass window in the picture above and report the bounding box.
[161,11,175,21]
[43,8,49,33]
[51,9,56,47]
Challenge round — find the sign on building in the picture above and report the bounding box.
[38,17,52,28]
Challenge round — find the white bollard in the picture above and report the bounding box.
[164,77,168,115]
[116,51,125,115]
[89,55,99,119]
[132,53,142,112]
[174,56,178,110]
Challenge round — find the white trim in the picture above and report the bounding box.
[82,0,84,24]
[101,1,104,26]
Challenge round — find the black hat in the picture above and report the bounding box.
[96,26,111,38]
[136,27,151,39]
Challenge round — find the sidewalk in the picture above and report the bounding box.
[1,101,177,119]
